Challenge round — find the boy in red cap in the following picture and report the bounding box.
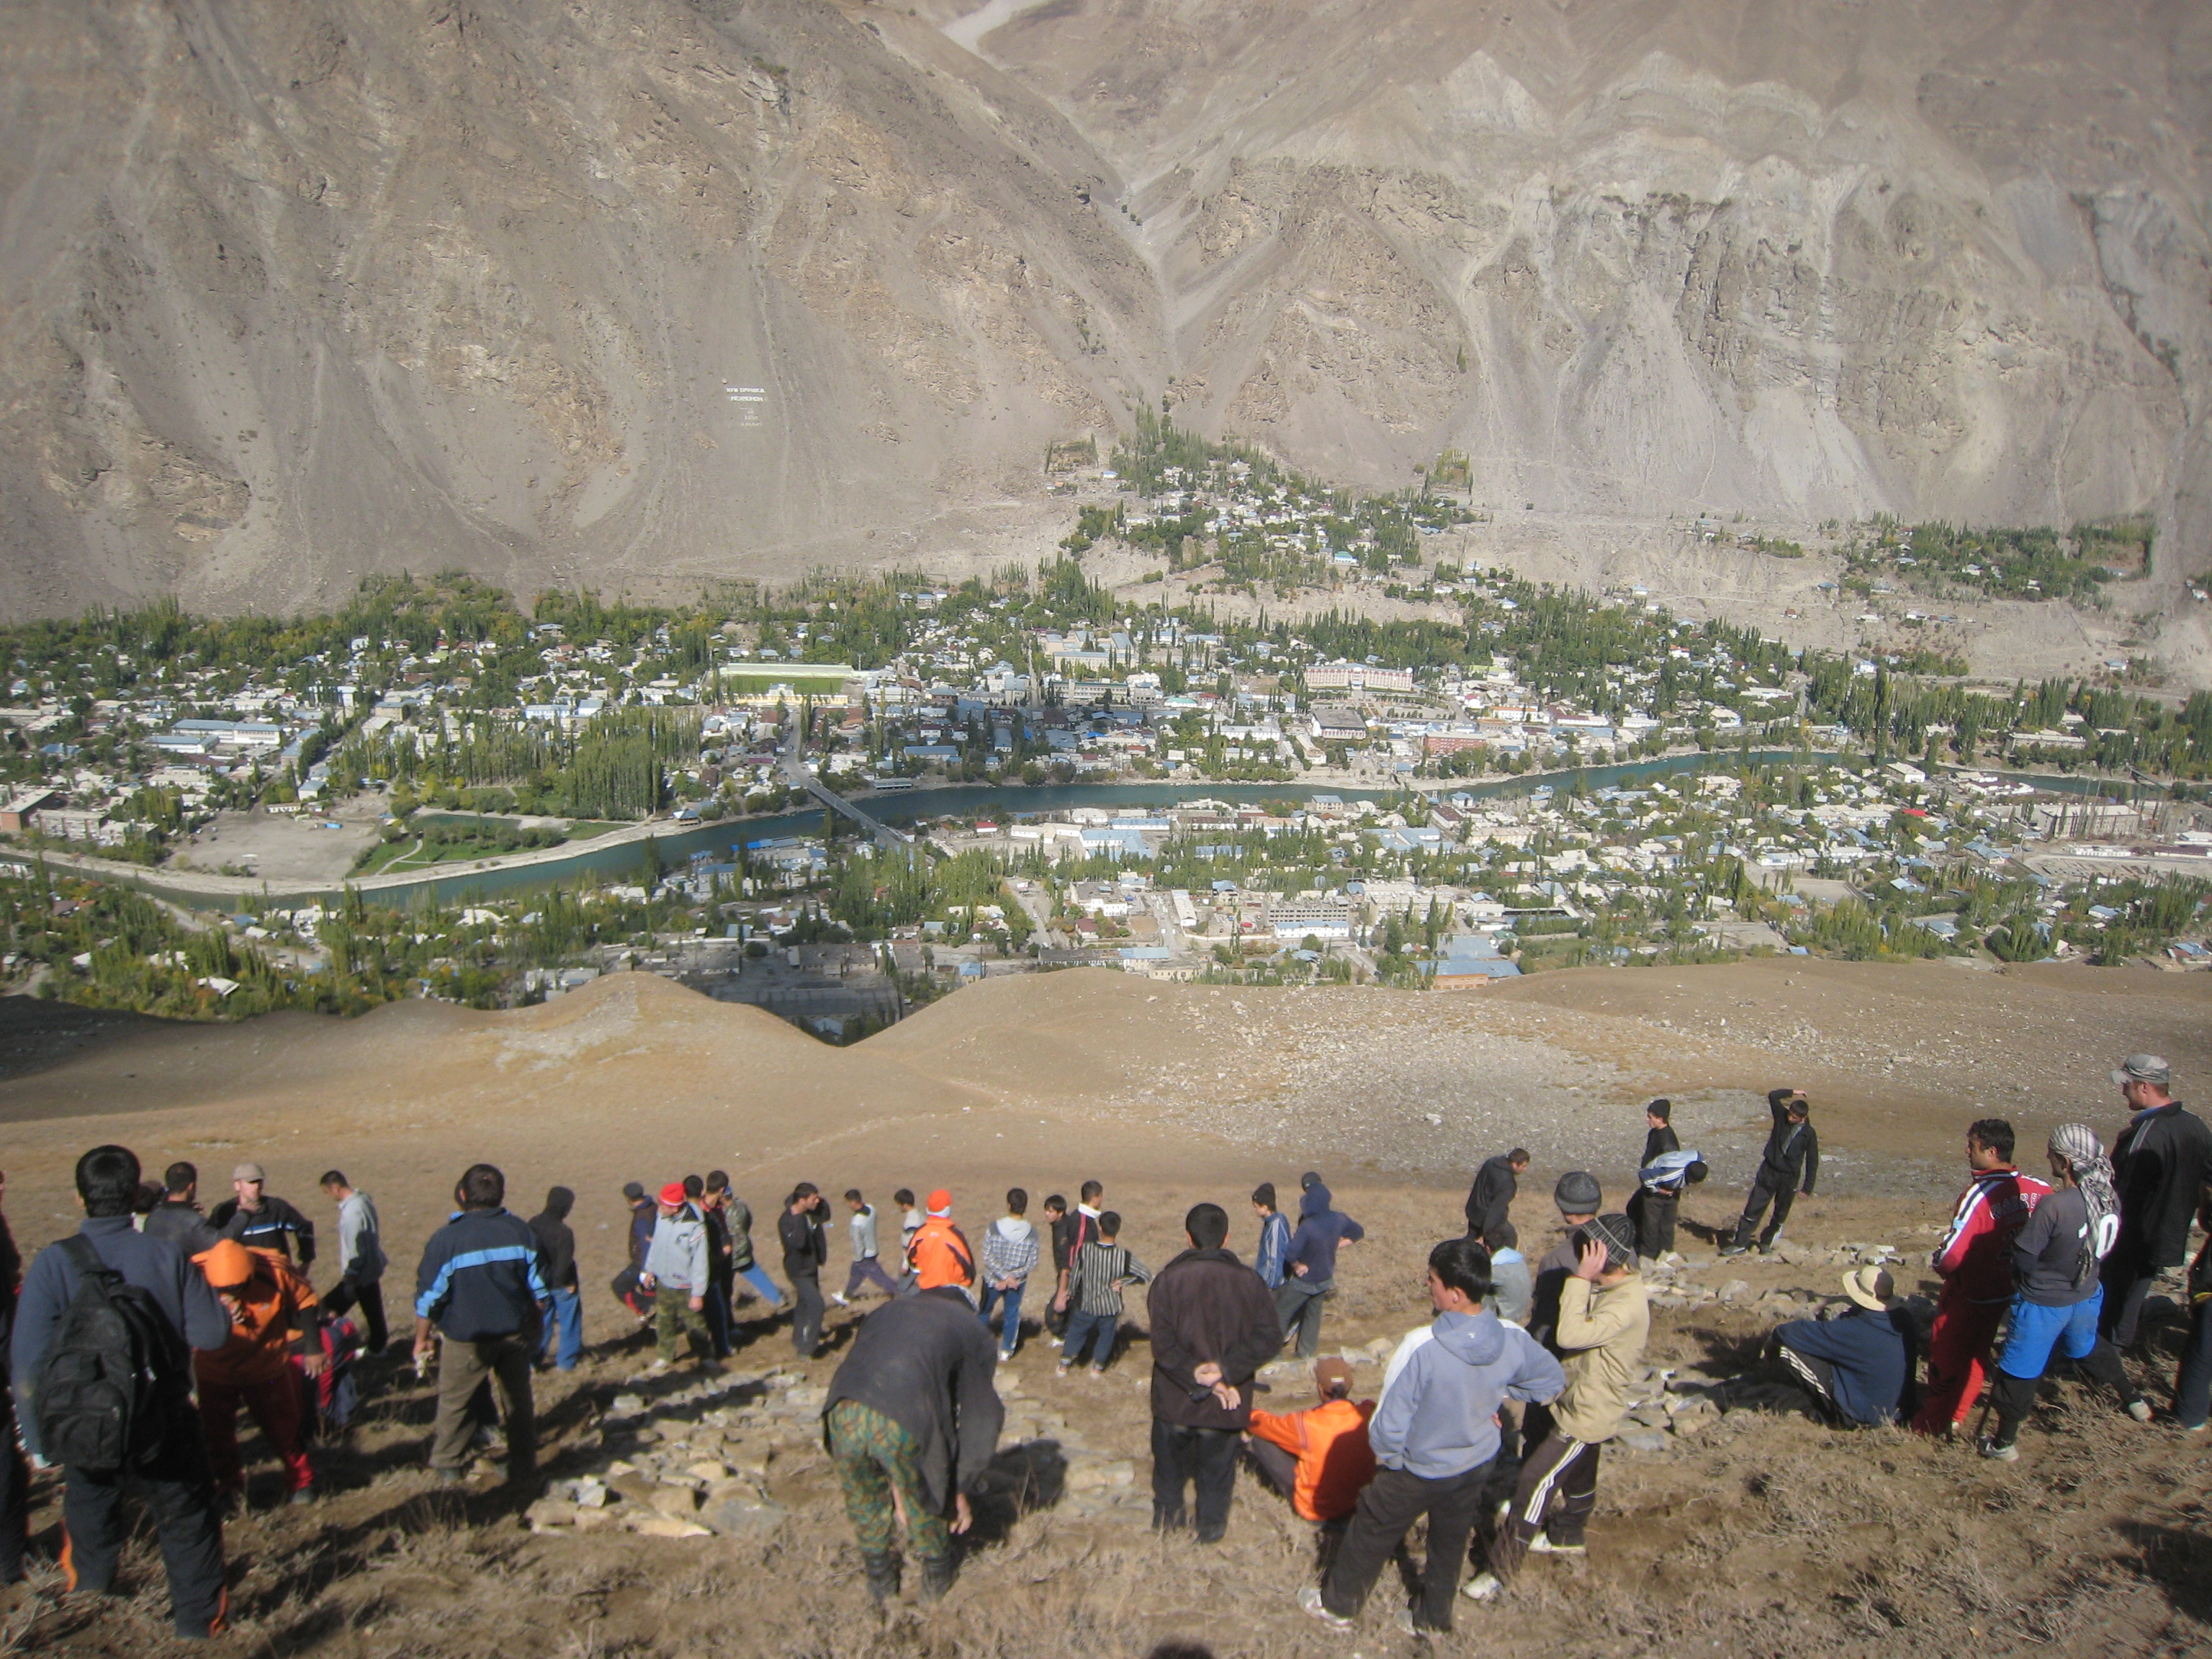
[641,1181,712,1371]
[907,1191,976,1293]
[192,1238,325,1506]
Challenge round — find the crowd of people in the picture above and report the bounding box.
[0,1052,2204,1639]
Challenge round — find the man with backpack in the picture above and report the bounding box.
[413,1164,549,1484]
[10,1145,232,1639]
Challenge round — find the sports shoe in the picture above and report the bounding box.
[1296,1586,1353,1630]
[1717,1244,1748,1258]
[830,1292,850,1308]
[1392,1606,1442,1638]
[287,1487,315,1508]
[997,1349,1015,1364]
[1528,1535,1585,1556]
[2126,1398,2154,1424]
[1462,1572,1503,1603]
[1979,1437,2018,1462]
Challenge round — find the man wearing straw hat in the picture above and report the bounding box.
[1771,1267,1917,1426]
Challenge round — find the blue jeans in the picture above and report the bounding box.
[735,1264,786,1309]
[980,1282,1025,1355]
[540,1287,583,1370]
[1062,1308,1117,1368]
[1997,1288,2103,1379]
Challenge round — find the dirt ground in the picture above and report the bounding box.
[2,963,2208,1657]
[168,804,386,886]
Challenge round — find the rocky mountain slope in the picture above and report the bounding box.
[4,0,2206,613]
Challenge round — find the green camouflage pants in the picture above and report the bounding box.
[828,1399,949,1560]
[655,1292,711,1362]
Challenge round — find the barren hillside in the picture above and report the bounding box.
[4,1,2208,616]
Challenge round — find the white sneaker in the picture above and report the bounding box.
[830,1293,850,1308]
[1462,1573,1502,1603]
[1529,1535,1585,1556]
[1295,1586,1353,1630]
[641,1357,672,1377]
[2126,1399,2154,1424]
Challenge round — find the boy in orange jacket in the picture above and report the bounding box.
[908,1190,976,1292]
[193,1239,325,1506]
[1245,1357,1377,1522]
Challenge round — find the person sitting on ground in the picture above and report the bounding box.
[1480,1222,1532,1327]
[1146,1202,1283,1544]
[832,1190,902,1308]
[191,1239,325,1508]
[1982,1125,2153,1460]
[1465,1148,1528,1243]
[1060,1213,1151,1377]
[1277,1177,1364,1362]
[1244,1357,1376,1525]
[209,1162,316,1269]
[144,1161,220,1256]
[908,1190,976,1293]
[1302,1236,1564,1636]
[2169,1181,2212,1433]
[1252,1184,1292,1291]
[1469,1213,1648,1605]
[978,1190,1039,1362]
[641,1182,712,1373]
[822,1279,1005,1605]
[1722,1090,1817,1256]
[1771,1267,1918,1426]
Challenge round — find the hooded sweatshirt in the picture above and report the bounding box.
[1285,1183,1364,1284]
[529,1187,579,1291]
[1372,1309,1565,1479]
[849,1202,883,1262]
[644,1205,710,1294]
[980,1216,1039,1286]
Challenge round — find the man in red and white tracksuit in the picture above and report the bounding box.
[1912,1118,2049,1435]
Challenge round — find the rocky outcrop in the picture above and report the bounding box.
[2,1,2205,612]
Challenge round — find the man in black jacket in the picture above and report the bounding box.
[1464,1150,1527,1241]
[1722,1091,1818,1256]
[779,1184,830,1358]
[529,1187,583,1371]
[1146,1202,1283,1543]
[143,1162,220,1256]
[413,1164,548,1483]
[208,1162,315,1269]
[1627,1102,1682,1259]
[823,1284,1003,1604]
[2101,1055,2212,1349]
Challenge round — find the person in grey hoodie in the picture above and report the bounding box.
[1300,1236,1564,1636]
[832,1190,902,1307]
[978,1189,1040,1360]
[641,1181,712,1370]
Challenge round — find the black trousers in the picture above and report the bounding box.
[323,1276,388,1353]
[2097,1244,2161,1349]
[1989,1339,2134,1445]
[1151,1419,1240,1541]
[1629,1190,1678,1259]
[1321,1460,1490,1632]
[1731,1178,1797,1249]
[1776,1338,1843,1424]
[62,1408,228,1637]
[1490,1431,1601,1582]
[0,1388,25,1585]
[789,1271,824,1355]
[1244,1436,1299,1503]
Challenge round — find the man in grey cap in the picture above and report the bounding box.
[2101,1055,2211,1350]
[207,1161,316,1268]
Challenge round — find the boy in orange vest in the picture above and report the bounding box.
[192,1239,325,1506]
[907,1190,976,1292]
[1245,1357,1377,1522]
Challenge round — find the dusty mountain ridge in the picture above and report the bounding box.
[4,0,2207,613]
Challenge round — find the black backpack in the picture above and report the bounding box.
[35,1236,191,1472]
